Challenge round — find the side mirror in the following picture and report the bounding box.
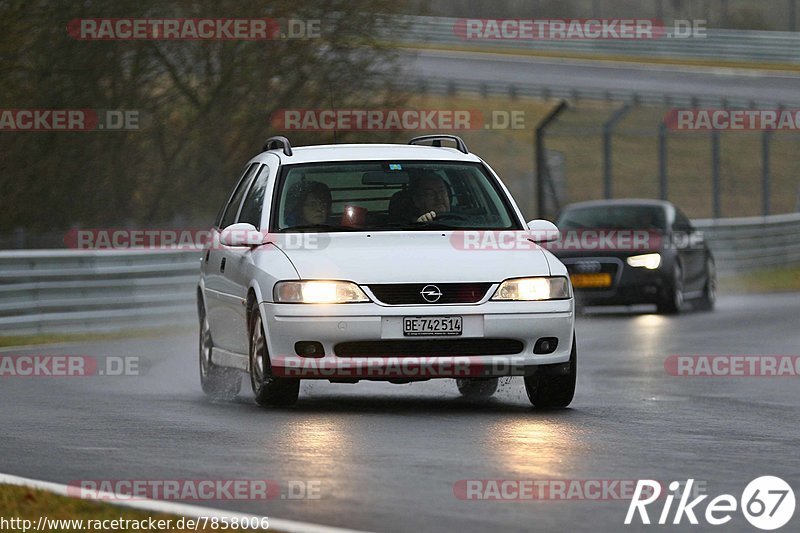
[220,223,264,247]
[526,219,560,243]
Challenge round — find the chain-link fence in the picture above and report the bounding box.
[539,103,800,220]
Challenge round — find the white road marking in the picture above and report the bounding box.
[0,472,369,533]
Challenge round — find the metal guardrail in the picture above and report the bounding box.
[0,250,200,335]
[694,212,800,273]
[1,214,798,335]
[394,15,800,66]
[393,76,797,109]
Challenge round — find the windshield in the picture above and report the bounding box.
[556,205,667,231]
[272,161,519,232]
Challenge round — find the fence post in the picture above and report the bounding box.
[658,121,668,200]
[711,130,721,218]
[535,100,569,219]
[603,103,633,199]
[762,129,772,216]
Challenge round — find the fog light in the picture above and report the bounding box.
[534,337,558,355]
[295,341,324,358]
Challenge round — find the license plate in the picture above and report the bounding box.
[403,316,462,336]
[570,273,612,288]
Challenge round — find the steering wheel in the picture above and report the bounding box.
[432,212,470,222]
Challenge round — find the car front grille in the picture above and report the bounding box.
[565,261,618,275]
[334,339,524,357]
[367,283,493,305]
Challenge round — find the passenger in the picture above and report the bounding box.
[286,181,331,226]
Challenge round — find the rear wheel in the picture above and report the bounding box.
[524,334,577,408]
[249,311,299,407]
[198,309,241,400]
[455,378,498,399]
[657,264,684,314]
[695,259,716,311]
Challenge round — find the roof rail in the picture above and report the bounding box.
[263,136,293,156]
[408,134,469,154]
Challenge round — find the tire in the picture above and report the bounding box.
[657,263,684,314]
[199,308,241,400]
[695,258,717,311]
[455,378,498,399]
[524,334,577,408]
[249,310,300,407]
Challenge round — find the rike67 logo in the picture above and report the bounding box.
[626,477,795,530]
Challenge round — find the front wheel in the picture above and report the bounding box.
[524,334,577,408]
[249,311,299,407]
[695,259,716,311]
[657,264,684,314]
[455,378,498,399]
[199,310,241,400]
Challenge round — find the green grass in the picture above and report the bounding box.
[0,485,268,532]
[0,326,193,348]
[719,266,800,293]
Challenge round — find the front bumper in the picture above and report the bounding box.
[558,256,673,306]
[259,299,574,379]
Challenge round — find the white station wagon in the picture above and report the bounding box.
[198,135,577,407]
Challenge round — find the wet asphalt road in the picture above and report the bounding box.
[1,292,798,532]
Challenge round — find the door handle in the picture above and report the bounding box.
[220,257,226,273]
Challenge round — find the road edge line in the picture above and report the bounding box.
[0,472,369,533]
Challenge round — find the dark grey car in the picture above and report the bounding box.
[550,199,716,314]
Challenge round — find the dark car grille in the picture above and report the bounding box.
[367,283,493,305]
[334,339,524,357]
[565,261,618,276]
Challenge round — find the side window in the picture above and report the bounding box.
[237,165,270,229]
[673,209,693,232]
[219,164,259,229]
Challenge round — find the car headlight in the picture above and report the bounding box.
[626,253,662,269]
[274,280,370,303]
[491,277,571,301]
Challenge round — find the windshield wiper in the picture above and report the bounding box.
[375,222,500,231]
[278,224,357,232]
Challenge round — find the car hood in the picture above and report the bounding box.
[273,232,551,284]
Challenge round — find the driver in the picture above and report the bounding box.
[409,173,450,223]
